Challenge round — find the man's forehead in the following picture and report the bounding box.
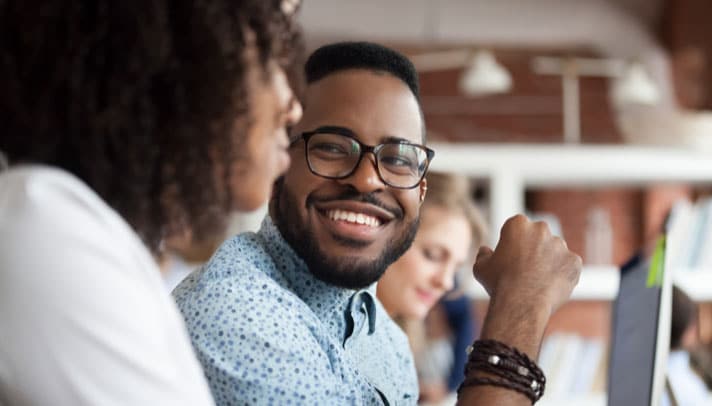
[299,70,424,144]
[303,69,411,99]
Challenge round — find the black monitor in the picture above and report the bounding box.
[607,239,673,406]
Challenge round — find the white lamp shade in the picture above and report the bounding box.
[459,51,513,96]
[612,63,660,106]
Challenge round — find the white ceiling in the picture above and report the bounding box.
[299,0,664,56]
[298,0,676,108]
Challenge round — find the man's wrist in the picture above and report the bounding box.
[479,295,553,360]
[459,339,546,403]
[456,295,553,405]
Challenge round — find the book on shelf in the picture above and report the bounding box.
[570,339,605,395]
[667,197,712,271]
[538,333,606,401]
[693,199,712,269]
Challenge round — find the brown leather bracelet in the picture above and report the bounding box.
[458,339,546,403]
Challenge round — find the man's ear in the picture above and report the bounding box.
[419,178,428,204]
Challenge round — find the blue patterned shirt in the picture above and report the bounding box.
[173,217,418,405]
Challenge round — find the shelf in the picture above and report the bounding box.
[429,143,712,186]
[538,393,606,406]
[427,143,712,301]
[466,266,712,301]
[466,265,619,300]
[428,143,712,245]
[673,270,712,301]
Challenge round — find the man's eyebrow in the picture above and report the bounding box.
[308,125,357,137]
[381,135,415,144]
[306,126,419,145]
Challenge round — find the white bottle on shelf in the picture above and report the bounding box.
[585,207,613,266]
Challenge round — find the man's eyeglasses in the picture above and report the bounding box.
[294,130,435,189]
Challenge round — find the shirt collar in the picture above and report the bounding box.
[257,216,378,342]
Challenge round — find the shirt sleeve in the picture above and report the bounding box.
[174,272,360,405]
[0,171,215,406]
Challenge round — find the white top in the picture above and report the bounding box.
[0,166,215,406]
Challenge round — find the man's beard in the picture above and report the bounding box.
[271,178,419,290]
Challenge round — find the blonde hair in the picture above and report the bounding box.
[422,172,488,249]
[394,172,487,347]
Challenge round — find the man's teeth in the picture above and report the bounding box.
[326,210,381,227]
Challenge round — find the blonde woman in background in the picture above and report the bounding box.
[377,172,488,404]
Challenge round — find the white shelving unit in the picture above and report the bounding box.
[431,143,712,301]
[430,143,712,240]
[538,393,606,406]
[433,143,712,405]
[466,265,712,301]
[466,265,620,300]
[673,270,712,301]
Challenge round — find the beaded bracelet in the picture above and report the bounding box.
[457,339,546,403]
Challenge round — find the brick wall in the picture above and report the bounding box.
[527,188,644,266]
[407,47,646,267]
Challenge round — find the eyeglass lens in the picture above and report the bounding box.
[305,132,428,188]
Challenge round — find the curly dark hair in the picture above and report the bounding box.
[0,0,304,253]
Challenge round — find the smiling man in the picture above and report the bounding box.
[174,42,428,405]
[174,41,582,406]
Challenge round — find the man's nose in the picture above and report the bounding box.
[338,153,386,194]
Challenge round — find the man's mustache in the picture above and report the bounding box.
[307,190,403,219]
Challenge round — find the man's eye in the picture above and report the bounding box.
[381,155,419,176]
[312,143,348,154]
[381,155,415,167]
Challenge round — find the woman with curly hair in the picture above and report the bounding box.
[0,0,303,404]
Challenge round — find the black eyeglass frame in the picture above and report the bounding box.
[294,130,436,190]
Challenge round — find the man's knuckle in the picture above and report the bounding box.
[533,221,550,236]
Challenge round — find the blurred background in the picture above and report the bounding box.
[288,1,712,405]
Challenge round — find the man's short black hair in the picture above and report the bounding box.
[305,41,419,99]
[304,41,425,142]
